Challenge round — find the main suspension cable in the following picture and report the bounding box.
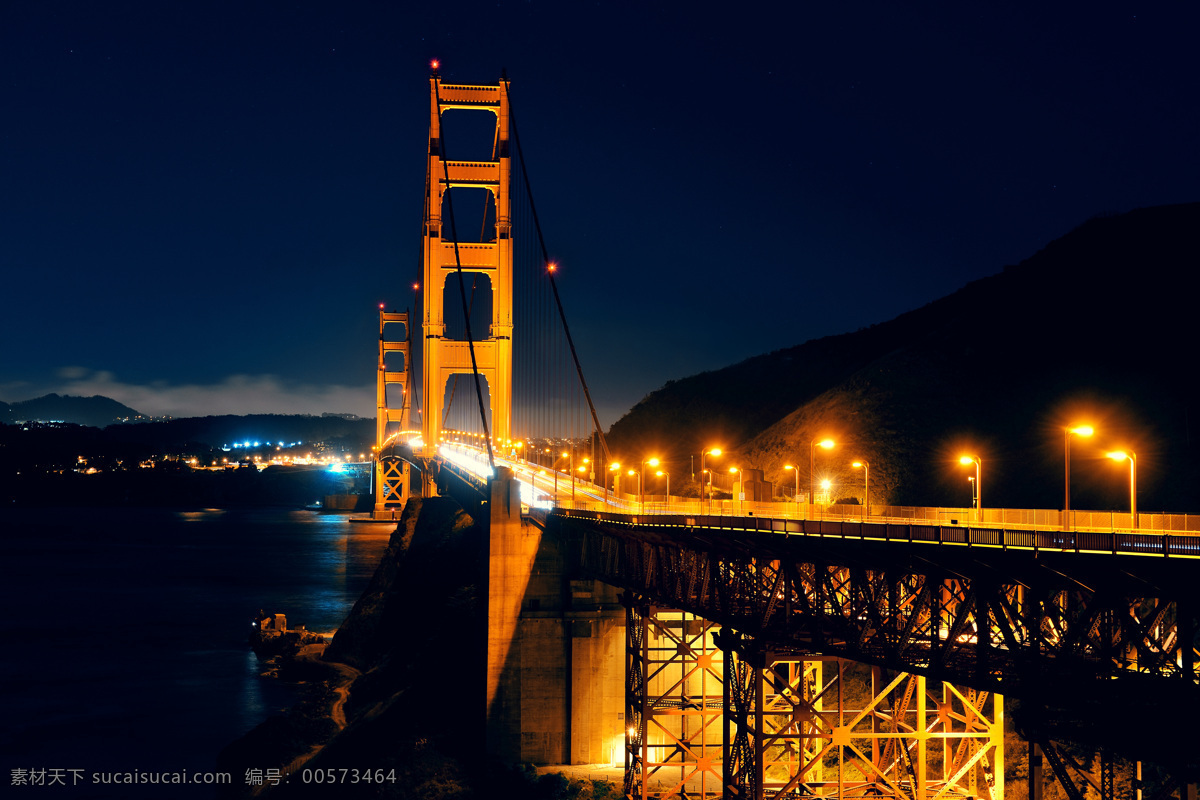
[503,81,612,469]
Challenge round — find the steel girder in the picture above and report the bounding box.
[561,514,1200,771]
[715,633,1002,800]
[625,600,724,799]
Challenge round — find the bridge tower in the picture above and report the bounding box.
[420,73,513,459]
[374,308,412,518]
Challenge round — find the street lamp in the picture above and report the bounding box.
[783,464,800,515]
[1105,450,1137,529]
[575,464,588,503]
[627,469,640,506]
[810,439,835,516]
[959,455,981,519]
[1065,424,1094,529]
[552,451,570,503]
[819,478,832,506]
[641,457,660,514]
[729,467,741,513]
[852,460,869,518]
[700,447,722,513]
[655,469,670,511]
[567,449,575,500]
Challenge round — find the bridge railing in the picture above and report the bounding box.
[551,506,1200,558]
[446,448,1200,536]
[546,492,1200,535]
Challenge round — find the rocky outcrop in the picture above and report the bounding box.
[217,496,489,797]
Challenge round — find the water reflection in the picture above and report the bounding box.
[175,509,228,522]
[0,507,395,779]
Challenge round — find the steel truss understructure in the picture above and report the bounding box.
[625,604,724,799]
[721,638,1002,800]
[623,599,1004,800]
[554,511,1200,776]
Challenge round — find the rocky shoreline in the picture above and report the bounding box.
[217,495,620,799]
[217,497,468,797]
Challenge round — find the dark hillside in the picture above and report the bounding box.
[3,393,142,426]
[102,413,373,451]
[608,202,1200,511]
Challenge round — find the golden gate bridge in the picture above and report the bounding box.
[366,66,1199,800]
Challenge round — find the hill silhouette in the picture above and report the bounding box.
[2,393,143,427]
[101,414,372,451]
[606,202,1200,513]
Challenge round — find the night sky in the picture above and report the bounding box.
[3,2,1198,426]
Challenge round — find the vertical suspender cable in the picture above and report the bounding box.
[504,82,612,469]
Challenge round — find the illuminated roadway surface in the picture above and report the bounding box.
[435,442,1200,545]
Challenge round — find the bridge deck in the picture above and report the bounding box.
[432,444,1200,770]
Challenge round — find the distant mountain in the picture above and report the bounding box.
[607,202,1200,511]
[102,414,373,451]
[0,396,373,452]
[3,394,144,427]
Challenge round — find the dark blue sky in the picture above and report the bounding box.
[2,2,1197,425]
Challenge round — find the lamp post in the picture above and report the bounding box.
[656,469,670,511]
[729,467,742,513]
[569,448,576,502]
[575,464,588,504]
[627,469,640,509]
[852,460,869,518]
[553,451,569,504]
[1065,424,1094,529]
[959,455,981,520]
[810,439,835,518]
[968,476,976,510]
[700,448,722,514]
[641,457,660,514]
[608,461,620,505]
[783,464,800,516]
[1105,450,1137,529]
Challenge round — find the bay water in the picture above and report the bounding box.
[0,507,393,796]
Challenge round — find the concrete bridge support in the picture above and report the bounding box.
[485,471,625,764]
[486,466,538,760]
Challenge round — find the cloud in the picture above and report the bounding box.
[16,368,376,418]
